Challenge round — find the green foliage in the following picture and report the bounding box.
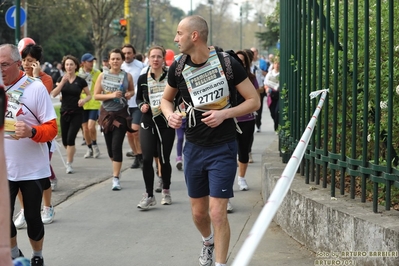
[285,1,399,207]
[258,2,280,51]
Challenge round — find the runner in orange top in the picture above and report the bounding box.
[13,43,58,230]
[21,44,53,93]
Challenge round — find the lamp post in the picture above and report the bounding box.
[15,0,21,44]
[234,2,243,50]
[124,0,130,44]
[208,0,213,45]
[146,0,150,47]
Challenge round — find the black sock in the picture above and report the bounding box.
[92,140,97,145]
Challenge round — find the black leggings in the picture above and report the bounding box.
[9,178,50,241]
[237,120,255,163]
[60,112,83,146]
[140,124,175,195]
[103,122,127,162]
[269,98,279,131]
[256,91,266,129]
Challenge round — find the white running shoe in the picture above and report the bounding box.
[66,163,73,174]
[112,177,121,191]
[199,242,214,266]
[41,206,55,224]
[137,193,156,210]
[93,145,101,158]
[50,178,58,191]
[14,209,26,229]
[161,190,172,205]
[83,148,93,158]
[227,200,234,213]
[238,177,249,191]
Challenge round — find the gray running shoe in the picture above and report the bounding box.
[93,145,101,158]
[84,148,93,158]
[155,177,163,193]
[161,190,172,205]
[66,163,73,174]
[199,242,214,266]
[112,177,121,191]
[137,193,156,210]
[227,200,234,213]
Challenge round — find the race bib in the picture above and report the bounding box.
[182,47,230,110]
[102,70,125,104]
[4,77,32,139]
[147,69,167,117]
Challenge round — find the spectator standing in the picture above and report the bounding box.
[78,53,102,159]
[161,16,260,266]
[1,43,58,266]
[94,48,135,190]
[121,44,145,168]
[51,55,92,174]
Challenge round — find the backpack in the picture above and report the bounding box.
[174,50,240,107]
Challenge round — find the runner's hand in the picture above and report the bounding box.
[14,121,32,138]
[140,104,149,113]
[201,110,226,128]
[167,113,182,129]
[32,62,41,78]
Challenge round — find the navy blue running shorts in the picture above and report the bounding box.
[82,109,99,123]
[183,140,237,198]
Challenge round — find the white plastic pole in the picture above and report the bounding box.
[231,89,329,266]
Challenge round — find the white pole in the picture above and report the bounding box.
[231,89,329,266]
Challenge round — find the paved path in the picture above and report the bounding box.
[14,106,315,265]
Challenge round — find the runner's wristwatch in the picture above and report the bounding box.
[30,128,37,138]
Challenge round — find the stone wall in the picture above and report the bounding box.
[262,140,399,266]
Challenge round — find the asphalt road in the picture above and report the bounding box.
[13,105,315,265]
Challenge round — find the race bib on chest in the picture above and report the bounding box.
[102,70,125,104]
[182,48,230,110]
[4,76,32,139]
[147,70,167,117]
[102,70,125,94]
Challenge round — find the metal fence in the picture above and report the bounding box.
[279,0,399,213]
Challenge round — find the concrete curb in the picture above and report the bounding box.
[262,139,399,266]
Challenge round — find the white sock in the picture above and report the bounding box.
[202,233,214,245]
[238,176,244,180]
[215,263,226,266]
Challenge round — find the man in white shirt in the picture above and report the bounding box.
[121,44,145,168]
[1,43,58,266]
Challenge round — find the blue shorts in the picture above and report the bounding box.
[129,107,142,125]
[82,110,99,123]
[183,140,237,198]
